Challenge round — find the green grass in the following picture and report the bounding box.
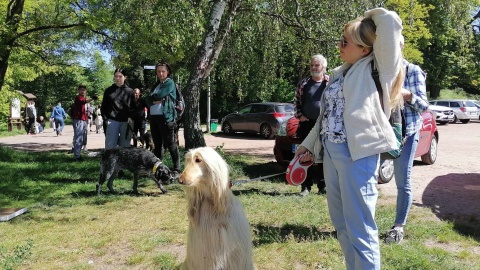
[0,145,479,269]
[434,89,480,100]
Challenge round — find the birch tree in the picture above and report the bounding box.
[182,0,242,149]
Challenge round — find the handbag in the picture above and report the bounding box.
[371,61,405,159]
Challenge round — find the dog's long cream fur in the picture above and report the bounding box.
[179,147,255,270]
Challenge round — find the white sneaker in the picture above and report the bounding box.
[299,189,310,197]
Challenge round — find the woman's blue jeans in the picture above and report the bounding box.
[393,131,419,226]
[323,138,380,270]
[105,119,130,149]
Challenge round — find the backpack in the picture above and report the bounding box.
[371,61,406,160]
[174,84,185,121]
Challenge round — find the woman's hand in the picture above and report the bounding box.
[299,115,309,122]
[294,146,314,163]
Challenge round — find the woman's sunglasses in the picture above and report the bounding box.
[337,36,348,48]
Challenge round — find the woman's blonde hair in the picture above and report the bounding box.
[344,17,404,109]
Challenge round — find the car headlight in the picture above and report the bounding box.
[277,121,287,136]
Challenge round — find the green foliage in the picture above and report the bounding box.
[417,0,480,97]
[209,0,384,118]
[2,0,479,128]
[386,0,433,64]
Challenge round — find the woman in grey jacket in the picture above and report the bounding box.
[295,8,404,270]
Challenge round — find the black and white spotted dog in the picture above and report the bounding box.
[96,147,174,195]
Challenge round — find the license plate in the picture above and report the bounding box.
[292,144,299,153]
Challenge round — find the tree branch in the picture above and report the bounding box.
[15,41,82,69]
[14,23,87,40]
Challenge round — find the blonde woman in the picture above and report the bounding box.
[295,8,404,269]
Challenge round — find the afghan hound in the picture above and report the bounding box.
[178,147,255,270]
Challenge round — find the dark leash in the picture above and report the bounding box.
[231,172,286,187]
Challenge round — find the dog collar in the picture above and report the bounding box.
[152,161,163,173]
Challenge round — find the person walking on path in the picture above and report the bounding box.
[94,105,103,134]
[384,37,429,244]
[294,54,329,196]
[72,84,97,161]
[25,101,37,134]
[50,102,67,136]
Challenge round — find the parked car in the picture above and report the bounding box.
[472,100,480,120]
[429,100,478,123]
[273,111,439,184]
[221,102,295,139]
[428,104,455,125]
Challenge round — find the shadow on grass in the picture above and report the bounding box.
[417,172,480,241]
[233,188,298,197]
[252,223,336,246]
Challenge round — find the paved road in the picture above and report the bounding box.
[0,124,277,159]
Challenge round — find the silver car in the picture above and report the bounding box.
[473,101,480,120]
[429,100,479,123]
[428,104,455,125]
[221,102,294,139]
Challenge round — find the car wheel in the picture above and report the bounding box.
[421,135,438,165]
[260,123,273,139]
[222,122,234,135]
[378,159,394,184]
[459,119,470,124]
[273,147,291,167]
[453,115,458,123]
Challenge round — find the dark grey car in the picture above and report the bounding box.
[221,102,294,139]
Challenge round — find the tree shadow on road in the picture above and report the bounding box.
[415,173,480,241]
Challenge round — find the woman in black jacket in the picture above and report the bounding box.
[101,68,134,149]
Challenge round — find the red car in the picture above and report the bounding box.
[273,111,439,183]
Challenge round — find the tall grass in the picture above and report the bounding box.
[0,145,479,269]
[434,89,480,100]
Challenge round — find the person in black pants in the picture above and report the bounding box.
[131,88,148,147]
[146,62,181,175]
[294,54,329,196]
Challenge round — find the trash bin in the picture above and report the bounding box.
[210,119,218,132]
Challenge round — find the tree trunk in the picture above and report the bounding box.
[0,0,25,92]
[182,0,241,150]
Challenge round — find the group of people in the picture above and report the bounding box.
[293,7,429,269]
[23,6,431,268]
[65,63,181,175]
